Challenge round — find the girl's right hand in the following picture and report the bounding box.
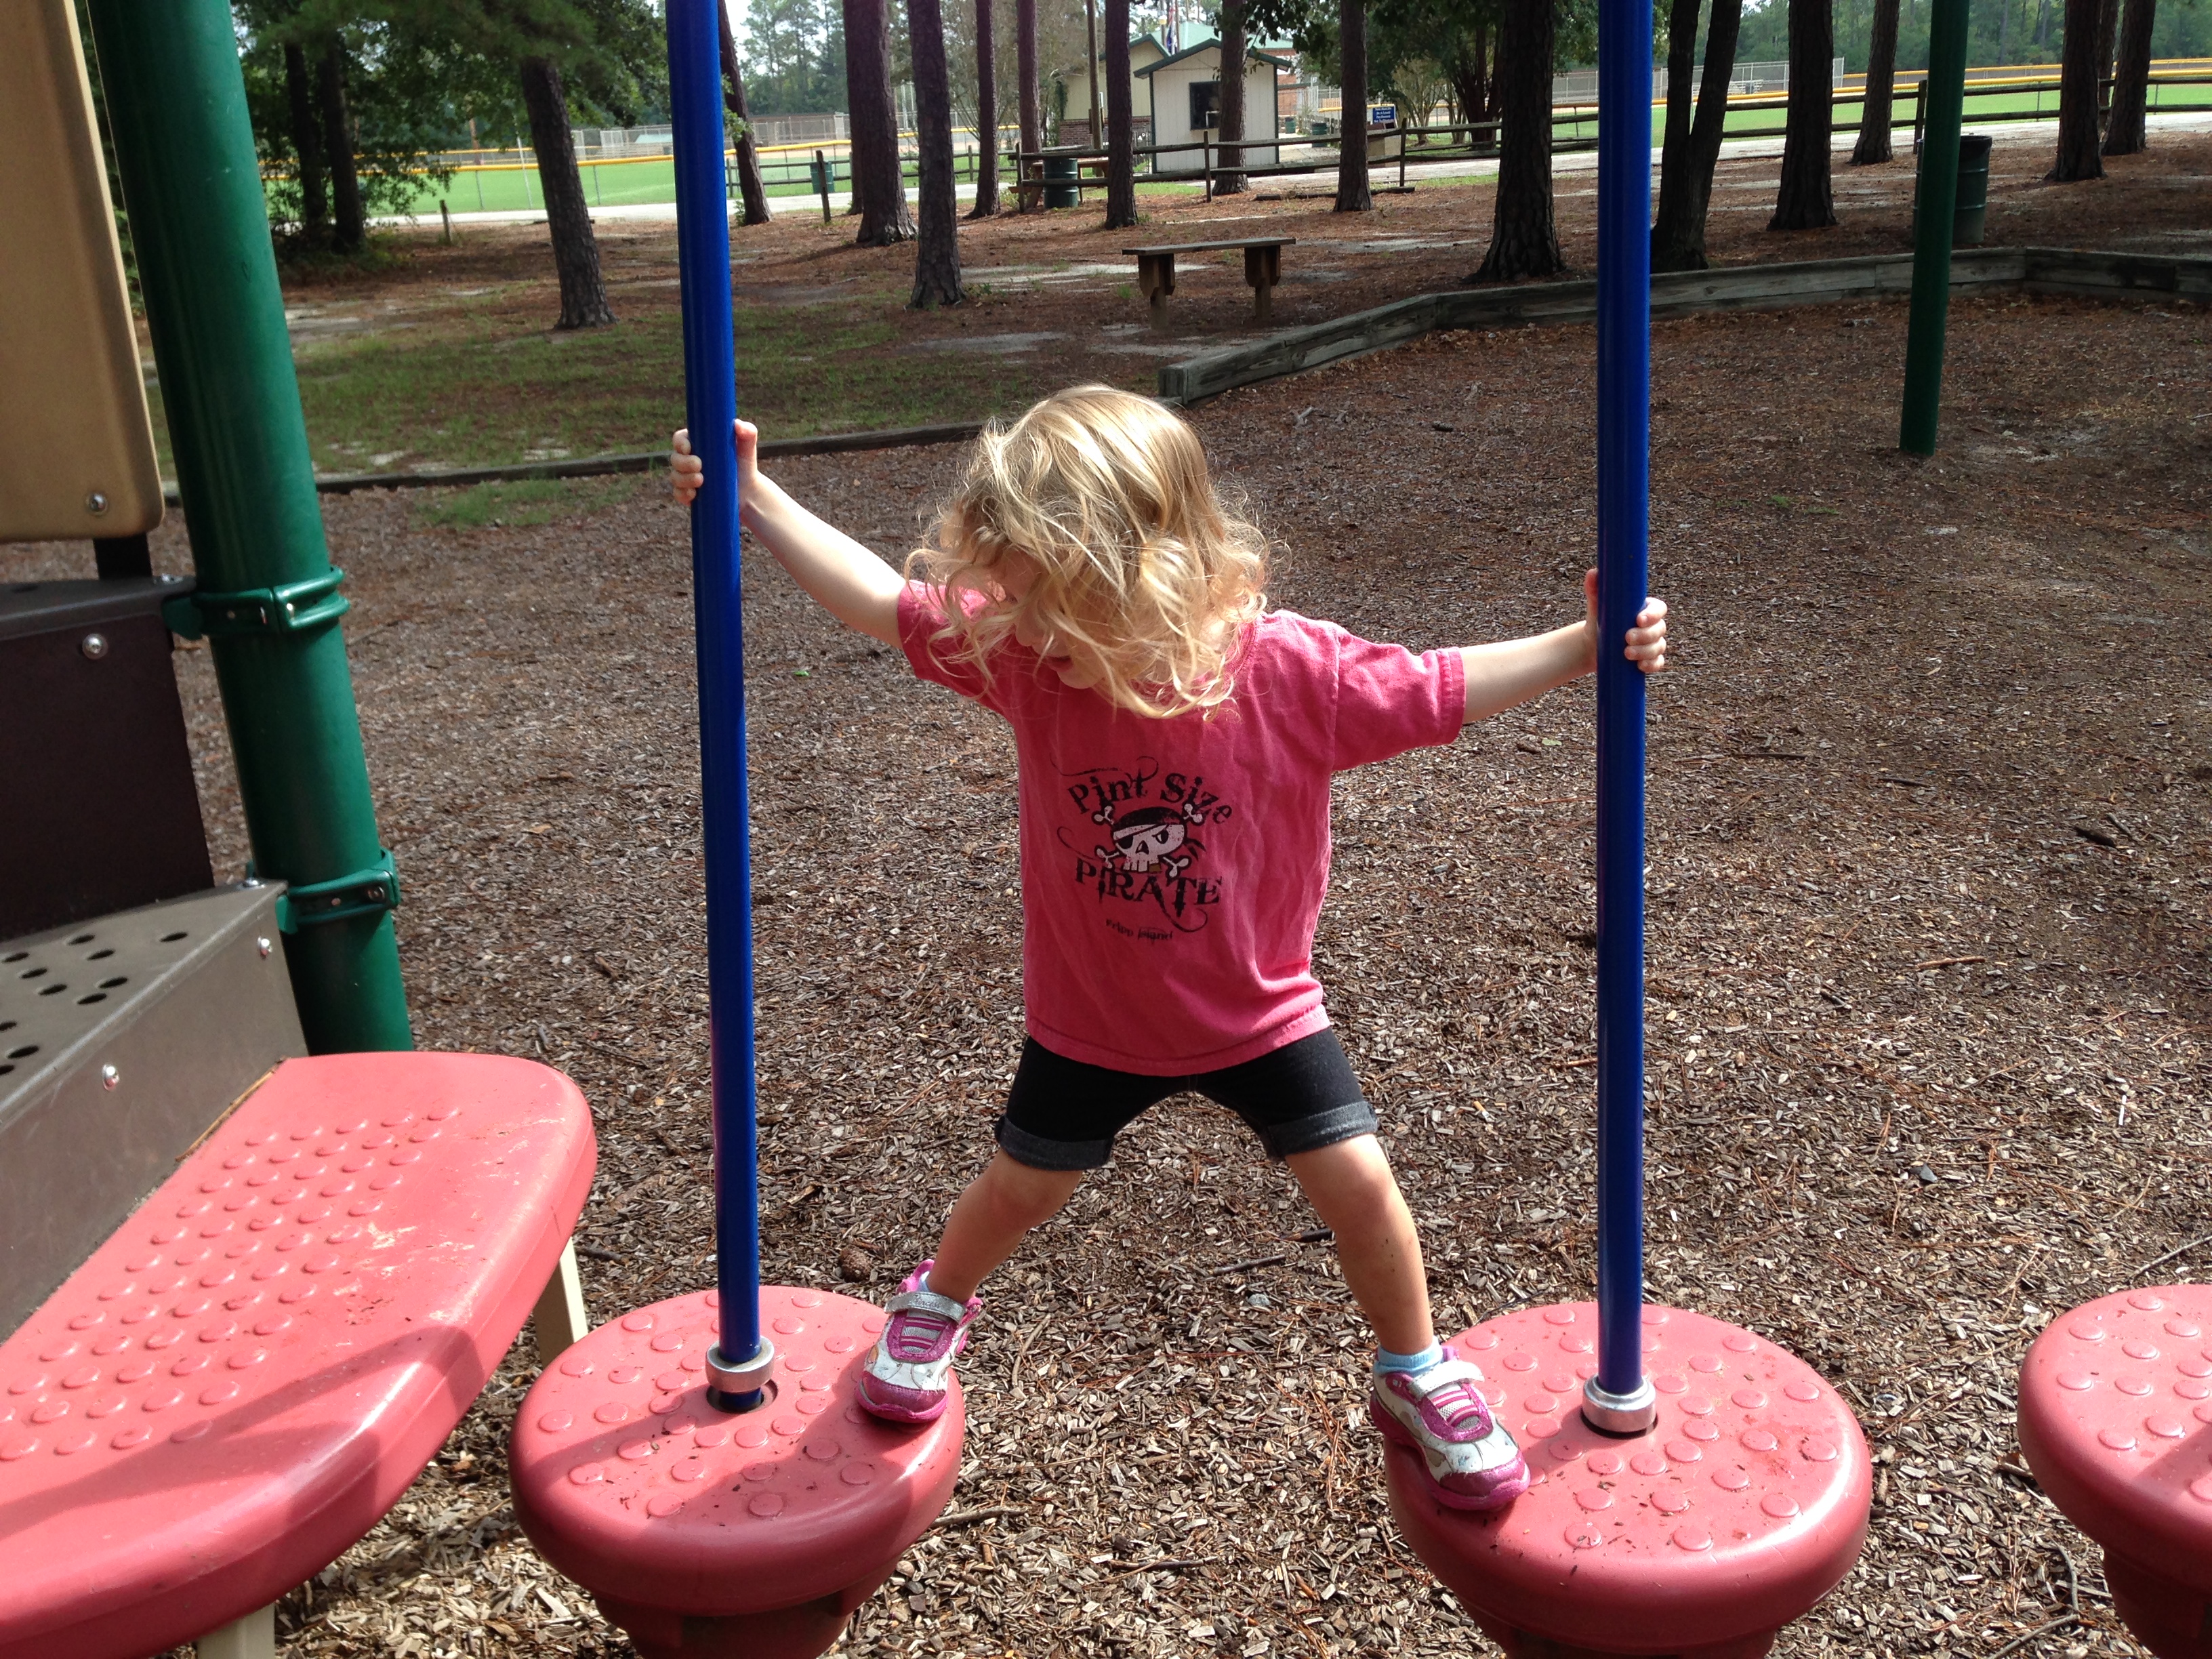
[668,419,762,509]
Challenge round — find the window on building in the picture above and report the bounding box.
[1189,79,1221,131]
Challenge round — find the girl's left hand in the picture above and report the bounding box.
[1584,568,1670,674]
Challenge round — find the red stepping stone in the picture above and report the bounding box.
[2020,1286,2212,1658]
[1385,1302,1870,1657]
[513,1284,961,1659]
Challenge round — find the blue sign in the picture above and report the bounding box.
[1368,103,1397,127]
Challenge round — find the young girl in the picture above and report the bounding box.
[670,388,1668,1513]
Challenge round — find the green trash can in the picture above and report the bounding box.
[1041,147,1081,209]
[1912,132,1994,248]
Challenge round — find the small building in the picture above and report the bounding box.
[1136,40,1289,175]
[1059,33,1165,148]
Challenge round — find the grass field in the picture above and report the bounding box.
[380,78,2211,218]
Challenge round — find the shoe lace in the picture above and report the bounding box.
[886,1305,956,1361]
[1419,1376,1493,1434]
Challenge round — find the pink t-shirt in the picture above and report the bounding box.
[899,584,1465,1074]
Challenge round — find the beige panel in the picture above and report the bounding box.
[0,0,163,543]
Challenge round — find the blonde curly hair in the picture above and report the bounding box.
[904,386,1270,719]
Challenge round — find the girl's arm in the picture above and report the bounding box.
[671,421,904,647]
[1462,569,1669,723]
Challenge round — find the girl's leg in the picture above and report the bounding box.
[1284,1134,1433,1355]
[924,1151,1086,1302]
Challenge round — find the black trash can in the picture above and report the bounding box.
[1041,147,1081,209]
[1912,132,1994,248]
[1952,132,1992,247]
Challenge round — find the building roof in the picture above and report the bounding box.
[1132,37,1296,77]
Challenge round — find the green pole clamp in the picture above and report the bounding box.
[163,567,350,640]
[265,847,402,933]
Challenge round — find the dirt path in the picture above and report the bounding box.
[13,277,2207,1658]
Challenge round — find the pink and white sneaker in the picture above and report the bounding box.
[1369,1355,1532,1511]
[857,1259,981,1425]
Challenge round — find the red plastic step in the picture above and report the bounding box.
[0,1052,595,1659]
[513,1285,963,1658]
[1384,1302,1870,1658]
[2019,1286,2212,1658]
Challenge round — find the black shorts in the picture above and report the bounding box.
[996,1028,1378,1171]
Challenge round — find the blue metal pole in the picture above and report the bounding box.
[668,0,766,1414]
[1584,0,1656,1435]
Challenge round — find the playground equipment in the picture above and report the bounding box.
[2018,1285,2212,1658]
[1376,0,1873,1646]
[508,5,962,1654]
[2,7,598,1654]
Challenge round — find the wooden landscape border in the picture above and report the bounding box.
[155,247,2205,506]
[1155,246,2212,404]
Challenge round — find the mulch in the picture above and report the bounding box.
[9,246,2209,1659]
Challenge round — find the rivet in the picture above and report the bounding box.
[81,632,109,660]
[2099,1427,2137,1451]
[747,1492,786,1517]
[1671,1524,1713,1552]
[1564,1522,1602,1549]
[85,491,108,515]
[1760,1493,1801,1519]
[101,1065,119,1090]
[2146,1416,2186,1439]
[1712,1467,1750,1491]
[2055,1371,2095,1391]
[1665,1439,1702,1464]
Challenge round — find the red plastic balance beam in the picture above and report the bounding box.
[2018,1286,2212,1658]
[0,1052,595,1659]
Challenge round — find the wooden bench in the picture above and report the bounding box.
[1122,237,1296,326]
[0,1050,595,1659]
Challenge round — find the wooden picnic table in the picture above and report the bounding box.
[1122,236,1296,326]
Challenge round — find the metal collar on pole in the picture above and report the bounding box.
[1584,0,1656,1437]
[668,0,769,1414]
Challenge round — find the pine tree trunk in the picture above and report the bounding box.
[1472,0,1561,279]
[1652,0,1742,268]
[1769,0,1837,230]
[2094,0,2122,125]
[2102,0,2156,153]
[1652,0,1700,243]
[969,0,1002,215]
[1217,1,1249,194]
[848,0,918,241]
[283,41,328,245]
[908,0,966,303]
[1104,0,1138,228]
[1017,0,1040,199]
[316,38,365,254]
[520,56,615,329]
[1851,0,1900,163]
[2051,0,2107,178]
[1335,0,1372,211]
[718,0,775,225]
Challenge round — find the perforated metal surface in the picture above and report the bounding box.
[1385,1303,1870,1656]
[0,885,304,1338]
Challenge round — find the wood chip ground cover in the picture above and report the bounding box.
[13,289,2209,1659]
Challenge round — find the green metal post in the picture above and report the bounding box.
[1898,0,1971,455]
[85,0,413,1053]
